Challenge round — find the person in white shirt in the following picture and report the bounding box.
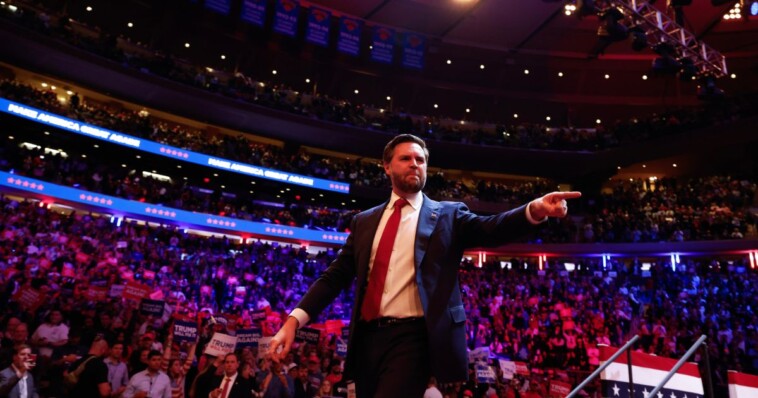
[423,377,443,398]
[30,310,68,358]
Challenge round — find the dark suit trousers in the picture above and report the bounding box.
[353,318,430,398]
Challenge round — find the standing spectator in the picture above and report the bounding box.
[105,342,129,398]
[259,361,293,398]
[209,353,253,398]
[68,337,111,398]
[162,334,197,398]
[0,324,30,370]
[0,344,38,398]
[123,350,171,398]
[31,310,69,359]
[423,377,443,398]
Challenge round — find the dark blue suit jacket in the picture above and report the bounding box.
[297,194,532,383]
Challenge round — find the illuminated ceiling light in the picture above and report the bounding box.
[433,104,439,109]
[596,119,602,124]
[44,131,50,135]
[184,42,190,48]
[50,85,56,90]
[642,74,648,80]
[272,70,277,75]
[205,67,214,73]
[220,54,226,60]
[730,73,737,79]
[41,83,48,87]
[354,89,359,94]
[93,144,99,148]
[524,69,530,75]
[386,96,391,101]
[642,164,647,168]
[86,6,92,12]
[604,74,610,79]
[513,113,518,119]
[369,45,373,50]
[558,72,564,77]
[465,108,471,113]
[136,155,141,159]
[66,90,73,95]
[617,166,621,169]
[480,64,485,70]
[127,22,133,28]
[122,164,127,168]
[673,163,678,167]
[446,59,452,65]
[546,116,551,121]
[305,78,310,83]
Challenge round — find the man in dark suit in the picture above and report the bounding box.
[0,344,38,398]
[210,353,254,398]
[268,134,580,397]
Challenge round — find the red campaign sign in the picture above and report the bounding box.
[143,270,156,280]
[325,320,344,336]
[12,286,46,311]
[549,380,572,397]
[75,251,90,264]
[84,286,108,302]
[515,362,530,376]
[122,281,151,301]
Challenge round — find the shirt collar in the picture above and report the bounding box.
[388,191,423,211]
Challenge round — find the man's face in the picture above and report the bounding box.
[13,348,31,369]
[223,354,239,376]
[13,324,28,343]
[110,344,123,359]
[147,355,162,372]
[384,142,427,196]
[50,311,63,324]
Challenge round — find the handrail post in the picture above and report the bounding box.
[566,335,640,398]
[647,335,707,398]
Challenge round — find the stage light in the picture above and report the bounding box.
[589,7,628,57]
[697,75,725,100]
[678,57,698,81]
[629,26,648,51]
[221,55,226,59]
[651,42,681,75]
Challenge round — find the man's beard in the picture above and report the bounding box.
[392,172,426,193]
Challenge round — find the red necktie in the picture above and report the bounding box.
[361,198,408,321]
[220,377,231,398]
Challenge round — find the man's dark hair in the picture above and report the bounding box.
[147,350,162,360]
[382,134,429,165]
[13,343,31,355]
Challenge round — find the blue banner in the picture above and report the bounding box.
[0,171,350,245]
[273,0,299,37]
[371,26,395,64]
[402,33,426,70]
[205,0,231,15]
[0,98,350,194]
[236,328,262,348]
[241,0,267,27]
[305,7,331,47]
[337,16,362,56]
[174,320,199,343]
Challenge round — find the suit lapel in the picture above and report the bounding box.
[355,201,388,286]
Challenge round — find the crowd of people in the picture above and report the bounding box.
[2,0,757,153]
[0,196,755,398]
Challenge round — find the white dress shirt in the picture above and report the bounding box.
[218,372,238,398]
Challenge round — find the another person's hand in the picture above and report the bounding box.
[268,316,298,363]
[529,191,582,220]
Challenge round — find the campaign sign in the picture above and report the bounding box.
[236,328,262,348]
[173,320,198,343]
[476,365,496,384]
[122,281,151,301]
[204,333,237,357]
[336,339,348,357]
[273,0,299,37]
[258,336,273,355]
[515,361,530,376]
[549,380,572,398]
[84,286,108,302]
[140,299,165,316]
[469,346,490,366]
[251,310,267,323]
[341,326,350,340]
[337,16,362,56]
[12,286,45,311]
[499,359,516,380]
[295,327,321,345]
[401,33,426,70]
[241,0,267,27]
[305,7,331,47]
[205,0,231,15]
[371,26,395,64]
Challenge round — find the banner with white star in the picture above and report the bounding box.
[599,345,704,398]
[728,370,758,398]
